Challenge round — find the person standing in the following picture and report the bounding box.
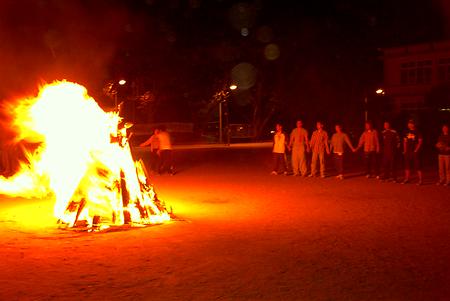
[309,121,330,178]
[355,121,380,178]
[288,120,310,176]
[330,124,355,179]
[271,123,288,175]
[157,125,174,175]
[436,124,450,186]
[402,120,423,185]
[140,128,161,173]
[381,121,400,182]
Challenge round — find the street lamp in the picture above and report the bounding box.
[115,79,127,109]
[365,88,385,122]
[376,88,385,95]
[218,85,237,144]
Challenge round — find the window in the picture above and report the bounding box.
[400,60,432,85]
[438,58,450,81]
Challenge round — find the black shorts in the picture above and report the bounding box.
[404,152,422,170]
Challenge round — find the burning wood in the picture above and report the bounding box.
[0,81,171,231]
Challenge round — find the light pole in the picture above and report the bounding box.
[365,88,384,122]
[218,84,237,144]
[114,79,127,109]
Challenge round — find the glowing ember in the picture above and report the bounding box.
[0,80,171,230]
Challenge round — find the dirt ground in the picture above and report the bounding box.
[0,148,449,301]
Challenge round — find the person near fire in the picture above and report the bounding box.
[309,121,330,178]
[157,125,174,175]
[271,123,288,175]
[436,123,450,186]
[140,128,161,173]
[380,121,400,182]
[330,123,355,180]
[402,120,423,185]
[355,121,380,178]
[288,119,310,176]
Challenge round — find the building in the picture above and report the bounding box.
[382,40,450,112]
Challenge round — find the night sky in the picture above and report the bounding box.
[0,0,448,130]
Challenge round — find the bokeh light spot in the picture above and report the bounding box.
[231,62,257,90]
[264,43,280,60]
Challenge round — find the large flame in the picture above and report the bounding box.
[0,81,170,229]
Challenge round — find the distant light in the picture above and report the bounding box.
[264,43,280,61]
[376,88,385,95]
[440,108,450,112]
[118,79,127,85]
[229,84,238,90]
[241,27,249,37]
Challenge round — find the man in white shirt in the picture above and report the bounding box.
[289,120,309,176]
[271,123,287,175]
[157,125,174,175]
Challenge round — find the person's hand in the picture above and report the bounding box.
[327,150,331,155]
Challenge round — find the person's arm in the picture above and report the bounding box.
[305,130,311,152]
[355,132,364,152]
[329,135,334,153]
[325,133,330,154]
[396,132,401,149]
[289,130,294,148]
[415,136,423,153]
[140,136,152,147]
[403,137,407,154]
[344,134,355,152]
[309,132,315,150]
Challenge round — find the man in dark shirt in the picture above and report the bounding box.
[402,120,423,185]
[381,121,400,182]
[436,124,450,186]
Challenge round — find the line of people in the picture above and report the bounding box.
[139,125,175,175]
[271,119,450,186]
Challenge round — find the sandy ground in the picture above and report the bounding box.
[0,148,449,301]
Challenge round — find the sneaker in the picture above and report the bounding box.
[320,175,326,178]
[283,171,288,176]
[308,174,315,178]
[401,179,409,184]
[436,181,443,186]
[416,181,423,186]
[271,171,278,175]
[365,174,371,179]
[336,174,344,180]
[293,173,299,177]
[376,176,381,180]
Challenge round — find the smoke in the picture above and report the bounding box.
[0,0,131,100]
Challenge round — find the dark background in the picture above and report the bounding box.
[0,0,449,139]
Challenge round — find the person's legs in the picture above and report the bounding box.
[364,152,371,176]
[334,153,343,177]
[158,150,167,174]
[438,155,445,184]
[299,149,308,176]
[311,152,318,176]
[403,152,412,183]
[414,152,422,184]
[444,155,450,185]
[291,148,300,175]
[319,151,325,177]
[272,153,279,173]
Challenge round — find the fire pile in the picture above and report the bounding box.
[0,81,171,231]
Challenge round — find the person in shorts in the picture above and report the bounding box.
[402,120,423,185]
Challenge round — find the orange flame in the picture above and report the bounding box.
[0,81,170,230]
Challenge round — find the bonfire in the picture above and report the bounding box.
[0,81,171,231]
